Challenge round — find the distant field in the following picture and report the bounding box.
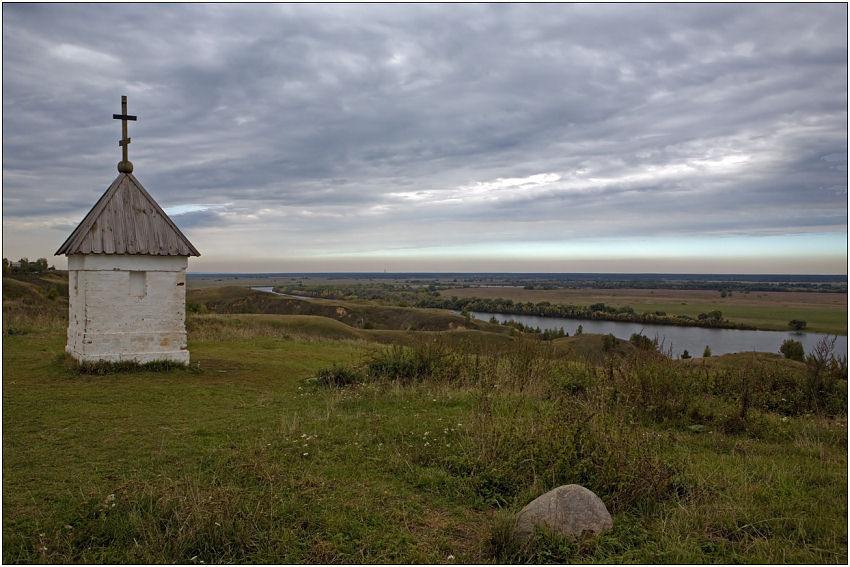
[441,287,848,335]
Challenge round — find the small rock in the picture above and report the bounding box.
[515,484,613,541]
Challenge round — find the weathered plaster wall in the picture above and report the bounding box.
[66,254,190,364]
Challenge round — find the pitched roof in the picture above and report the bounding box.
[56,173,200,257]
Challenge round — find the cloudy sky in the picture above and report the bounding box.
[3,3,847,273]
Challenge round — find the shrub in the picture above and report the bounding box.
[627,356,692,421]
[703,345,712,358]
[365,343,457,384]
[788,319,807,331]
[187,302,207,314]
[629,333,657,352]
[780,339,804,362]
[804,335,847,415]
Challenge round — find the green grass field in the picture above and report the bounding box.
[3,307,847,564]
[3,272,847,563]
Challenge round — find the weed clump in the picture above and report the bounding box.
[64,356,196,375]
[314,364,364,387]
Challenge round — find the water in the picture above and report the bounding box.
[469,311,847,359]
[250,286,312,300]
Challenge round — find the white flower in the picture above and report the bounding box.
[303,452,309,456]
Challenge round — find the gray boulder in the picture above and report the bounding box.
[515,484,613,541]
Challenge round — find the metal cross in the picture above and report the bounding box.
[113,95,137,173]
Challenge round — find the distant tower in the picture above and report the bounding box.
[55,96,200,364]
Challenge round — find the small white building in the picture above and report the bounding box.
[56,97,200,364]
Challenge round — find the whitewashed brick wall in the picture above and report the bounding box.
[66,254,190,364]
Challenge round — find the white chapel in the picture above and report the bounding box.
[55,96,200,364]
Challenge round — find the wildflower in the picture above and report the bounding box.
[424,442,430,447]
[303,452,309,456]
[447,554,455,561]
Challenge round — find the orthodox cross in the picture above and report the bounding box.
[113,95,137,173]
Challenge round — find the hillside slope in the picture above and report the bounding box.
[188,286,512,334]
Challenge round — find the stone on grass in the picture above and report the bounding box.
[515,484,613,541]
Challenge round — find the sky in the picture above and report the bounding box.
[2,3,847,274]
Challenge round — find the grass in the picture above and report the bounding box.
[3,280,847,563]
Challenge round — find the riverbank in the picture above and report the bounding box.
[440,286,847,335]
[470,311,848,360]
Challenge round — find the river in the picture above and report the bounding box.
[469,311,847,359]
[249,286,846,358]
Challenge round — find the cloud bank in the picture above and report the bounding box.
[3,3,846,272]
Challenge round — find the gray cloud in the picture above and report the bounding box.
[2,3,846,271]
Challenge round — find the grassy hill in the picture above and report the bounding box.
[3,272,69,334]
[189,286,513,333]
[3,276,846,563]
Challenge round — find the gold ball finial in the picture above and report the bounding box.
[118,160,134,173]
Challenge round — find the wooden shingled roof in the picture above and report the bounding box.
[56,173,200,256]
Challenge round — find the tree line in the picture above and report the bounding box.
[3,257,53,274]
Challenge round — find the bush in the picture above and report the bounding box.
[187,302,207,314]
[780,339,804,362]
[703,345,712,358]
[804,335,847,415]
[788,319,807,331]
[629,333,657,352]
